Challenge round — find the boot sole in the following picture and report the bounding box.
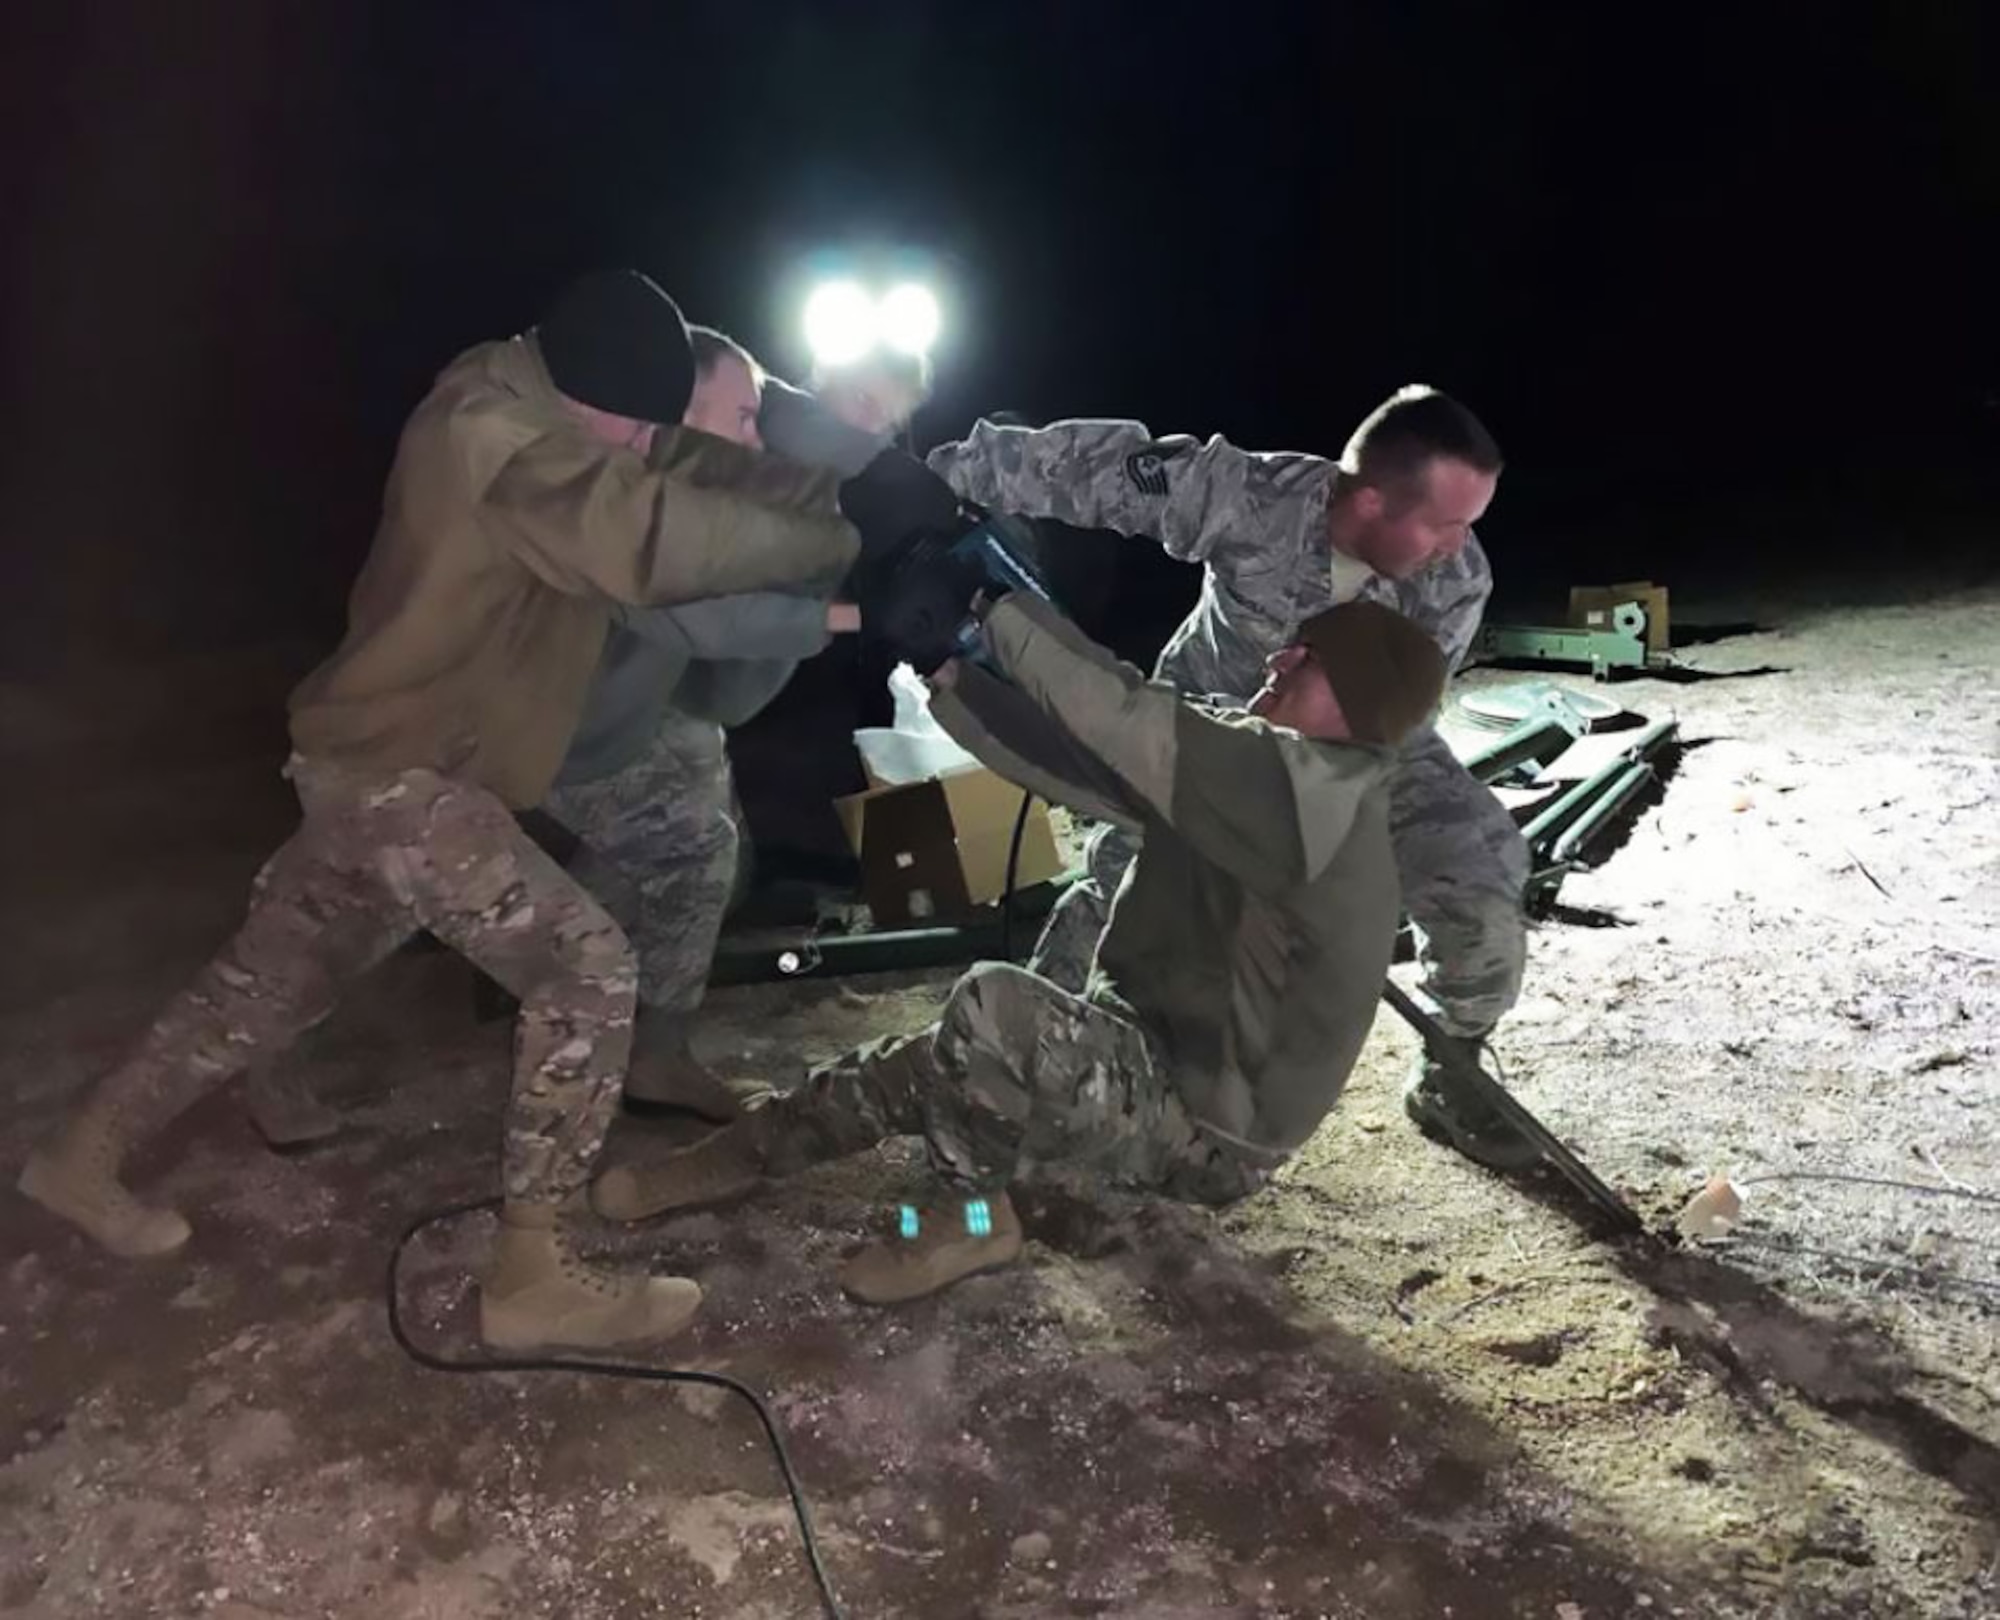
[478,1288,703,1354]
[840,1236,1026,1307]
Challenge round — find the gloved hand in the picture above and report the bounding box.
[838,449,965,568]
[870,533,989,675]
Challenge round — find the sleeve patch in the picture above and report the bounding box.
[1124,439,1187,497]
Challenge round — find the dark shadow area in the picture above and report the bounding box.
[1521,736,1695,916]
[1645,662,1792,685]
[1623,1243,2000,1516]
[1540,902,1637,929]
[1476,657,1639,682]
[1,1072,1733,1618]
[1417,1051,2000,1515]
[1477,657,1791,686]
[1336,1144,2000,1521]
[1559,735,1693,869]
[1671,621,1767,648]
[1512,732,1698,872]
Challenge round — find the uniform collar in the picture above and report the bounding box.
[1329,544,1374,603]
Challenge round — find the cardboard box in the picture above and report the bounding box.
[834,766,1064,927]
[1568,580,1671,653]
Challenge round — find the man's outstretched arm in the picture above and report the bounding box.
[928,656,1145,833]
[927,419,1326,572]
[949,596,1378,897]
[490,424,858,607]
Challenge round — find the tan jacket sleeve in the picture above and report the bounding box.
[975,595,1183,813]
[979,596,1386,900]
[929,663,1146,832]
[487,425,859,607]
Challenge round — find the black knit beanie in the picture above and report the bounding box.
[1296,600,1448,745]
[537,270,695,425]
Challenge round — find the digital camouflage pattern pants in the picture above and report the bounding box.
[758,962,1262,1204]
[543,711,737,1017]
[1033,727,1529,1038]
[87,758,636,1206]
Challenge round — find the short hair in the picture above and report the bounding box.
[811,346,935,404]
[688,324,764,386]
[1341,385,1502,501]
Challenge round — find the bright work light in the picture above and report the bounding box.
[877,283,941,356]
[802,280,879,367]
[803,279,941,367]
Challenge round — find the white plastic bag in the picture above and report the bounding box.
[853,663,980,785]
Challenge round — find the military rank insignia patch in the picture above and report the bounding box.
[1125,447,1173,496]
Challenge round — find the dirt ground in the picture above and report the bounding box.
[2,569,1995,1619]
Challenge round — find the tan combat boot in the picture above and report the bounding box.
[590,1112,772,1223]
[244,1066,343,1149]
[477,1202,702,1353]
[621,1009,768,1123]
[839,1190,1024,1306]
[17,1102,192,1258]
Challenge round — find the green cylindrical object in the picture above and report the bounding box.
[1462,715,1575,784]
[1521,717,1677,853]
[1549,758,1657,866]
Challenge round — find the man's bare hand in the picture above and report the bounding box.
[826,602,862,635]
[928,657,963,691]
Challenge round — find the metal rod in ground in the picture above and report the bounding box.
[1550,758,1657,866]
[1380,979,1647,1234]
[1520,717,1679,853]
[1462,715,1576,785]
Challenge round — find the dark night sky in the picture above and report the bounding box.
[2,2,1994,672]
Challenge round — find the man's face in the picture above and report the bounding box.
[683,355,764,448]
[819,369,924,438]
[1343,456,1498,580]
[1249,644,1352,741]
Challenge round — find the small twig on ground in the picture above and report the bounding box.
[1914,1144,1977,1194]
[1437,1265,1600,1324]
[1843,847,1893,898]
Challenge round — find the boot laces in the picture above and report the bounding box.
[554,1228,631,1298]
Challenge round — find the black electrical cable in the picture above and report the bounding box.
[386,1197,848,1620]
[999,789,1035,961]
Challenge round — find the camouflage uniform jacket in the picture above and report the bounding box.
[934,595,1401,1169]
[288,337,858,809]
[927,418,1491,697]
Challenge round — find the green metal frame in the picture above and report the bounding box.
[1462,713,1578,785]
[1477,623,1648,679]
[1520,716,1677,854]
